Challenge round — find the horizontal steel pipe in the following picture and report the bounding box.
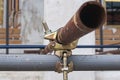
[69,55,120,71]
[56,1,106,44]
[0,55,120,71]
[0,55,60,71]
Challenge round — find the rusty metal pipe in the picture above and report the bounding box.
[56,1,106,44]
[9,0,12,15]
[15,0,19,12]
[42,1,106,54]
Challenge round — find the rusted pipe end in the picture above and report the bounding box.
[56,1,106,45]
[79,1,106,29]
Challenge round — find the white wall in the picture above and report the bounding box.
[21,0,44,44]
[96,71,120,80]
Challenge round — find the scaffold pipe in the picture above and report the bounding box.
[0,55,119,71]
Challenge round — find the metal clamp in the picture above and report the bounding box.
[55,50,73,80]
[43,22,74,80]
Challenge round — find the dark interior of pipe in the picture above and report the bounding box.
[80,4,105,28]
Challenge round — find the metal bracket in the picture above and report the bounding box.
[55,51,73,80]
[43,22,75,80]
[42,29,78,54]
[44,31,78,51]
[55,61,73,73]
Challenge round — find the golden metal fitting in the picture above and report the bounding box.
[54,40,78,50]
[44,31,57,41]
[44,31,78,50]
[55,51,73,80]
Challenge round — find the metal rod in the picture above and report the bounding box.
[99,0,106,52]
[14,0,20,28]
[76,45,120,48]
[99,26,103,51]
[6,0,9,54]
[63,53,68,80]
[0,55,60,71]
[12,0,15,27]
[42,21,50,32]
[0,55,120,71]
[9,0,12,15]
[13,0,15,11]
[15,0,19,12]
[0,45,119,49]
[0,45,45,49]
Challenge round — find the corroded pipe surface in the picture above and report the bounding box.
[15,0,19,12]
[43,1,106,54]
[56,1,106,44]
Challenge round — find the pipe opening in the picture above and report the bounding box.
[80,4,105,28]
